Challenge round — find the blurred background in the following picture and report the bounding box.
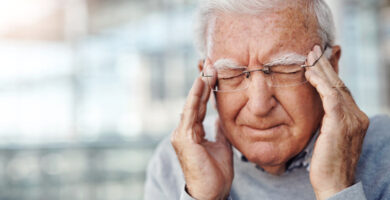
[0,0,389,199]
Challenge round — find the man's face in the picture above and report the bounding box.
[208,9,325,173]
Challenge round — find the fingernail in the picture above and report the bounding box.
[314,45,322,55]
[307,51,314,65]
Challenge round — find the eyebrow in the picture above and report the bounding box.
[213,58,246,70]
[212,52,307,70]
[264,52,306,67]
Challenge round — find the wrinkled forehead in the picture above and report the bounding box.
[210,7,321,64]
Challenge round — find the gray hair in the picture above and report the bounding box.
[194,0,336,58]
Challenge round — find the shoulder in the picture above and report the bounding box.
[144,136,185,200]
[357,115,390,199]
[367,114,390,135]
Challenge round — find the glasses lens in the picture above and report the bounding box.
[270,65,307,87]
[203,65,308,92]
[210,68,249,92]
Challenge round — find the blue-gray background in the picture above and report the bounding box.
[0,0,388,199]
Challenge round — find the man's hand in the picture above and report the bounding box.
[171,67,233,200]
[305,45,370,200]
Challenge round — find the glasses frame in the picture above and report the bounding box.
[202,45,330,92]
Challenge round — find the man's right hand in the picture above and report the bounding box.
[171,66,234,200]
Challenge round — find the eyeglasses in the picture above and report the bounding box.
[202,45,329,92]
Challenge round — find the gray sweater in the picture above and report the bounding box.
[144,115,390,200]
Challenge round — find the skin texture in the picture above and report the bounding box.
[210,11,324,175]
[171,4,369,200]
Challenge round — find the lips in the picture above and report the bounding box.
[243,123,282,131]
[241,123,285,140]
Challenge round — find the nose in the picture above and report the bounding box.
[245,72,277,117]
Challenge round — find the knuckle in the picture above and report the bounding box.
[171,128,186,145]
[348,112,369,137]
[185,128,194,138]
[328,88,340,98]
[329,101,343,113]
[198,107,206,121]
[334,79,345,88]
[364,117,370,130]
[360,113,370,131]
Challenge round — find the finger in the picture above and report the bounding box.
[192,124,206,143]
[307,46,328,77]
[307,50,318,66]
[198,65,217,123]
[311,46,356,104]
[181,77,205,129]
[313,45,340,85]
[305,69,343,116]
[198,67,214,122]
[316,57,356,104]
[203,65,217,90]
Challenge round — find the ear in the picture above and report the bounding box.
[198,59,205,72]
[329,45,341,74]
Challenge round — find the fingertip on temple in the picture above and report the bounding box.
[192,77,206,98]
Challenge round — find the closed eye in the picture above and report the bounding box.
[220,73,246,79]
[272,70,301,74]
[269,65,303,74]
[217,67,246,79]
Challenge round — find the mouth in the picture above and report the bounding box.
[244,123,282,130]
[241,124,284,140]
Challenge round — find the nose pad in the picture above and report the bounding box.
[245,67,273,87]
[245,71,250,78]
[263,66,271,75]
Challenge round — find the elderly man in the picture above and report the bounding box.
[145,0,390,199]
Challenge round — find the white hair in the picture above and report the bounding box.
[194,0,336,58]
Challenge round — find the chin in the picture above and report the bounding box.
[238,141,290,167]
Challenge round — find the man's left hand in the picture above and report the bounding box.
[305,45,370,200]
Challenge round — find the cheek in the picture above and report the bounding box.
[215,92,248,144]
[276,85,323,131]
[216,93,247,121]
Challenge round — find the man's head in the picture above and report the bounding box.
[195,0,341,174]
